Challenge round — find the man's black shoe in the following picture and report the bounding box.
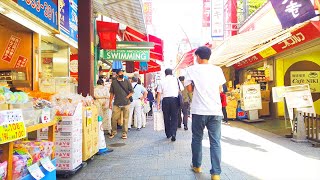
[184,126,188,130]
[167,135,171,139]
[171,136,176,142]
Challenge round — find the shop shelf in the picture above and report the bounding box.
[26,121,57,133]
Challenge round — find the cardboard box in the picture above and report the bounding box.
[55,136,82,148]
[261,90,270,101]
[56,156,82,170]
[55,129,82,138]
[259,101,270,116]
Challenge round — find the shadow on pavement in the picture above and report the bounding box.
[221,136,268,152]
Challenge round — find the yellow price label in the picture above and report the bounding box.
[54,116,62,122]
[0,121,26,144]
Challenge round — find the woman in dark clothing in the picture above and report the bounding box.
[147,87,155,116]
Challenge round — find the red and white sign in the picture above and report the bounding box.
[234,21,320,69]
[43,57,53,64]
[224,0,238,37]
[14,55,28,68]
[1,35,21,63]
[143,1,152,25]
[202,0,211,27]
[70,54,78,79]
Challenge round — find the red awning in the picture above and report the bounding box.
[122,27,164,62]
[133,60,161,74]
[233,21,320,69]
[176,43,212,70]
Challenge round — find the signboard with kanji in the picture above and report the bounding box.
[14,56,28,68]
[1,36,21,63]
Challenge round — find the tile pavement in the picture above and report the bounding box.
[60,117,320,180]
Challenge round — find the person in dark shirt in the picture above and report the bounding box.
[109,70,133,139]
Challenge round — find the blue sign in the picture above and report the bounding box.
[69,0,78,42]
[270,0,316,29]
[59,0,70,35]
[18,0,58,30]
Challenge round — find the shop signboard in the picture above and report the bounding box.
[143,1,152,25]
[14,55,28,68]
[290,71,320,93]
[17,0,58,30]
[211,0,224,38]
[241,84,262,111]
[70,54,78,80]
[270,0,316,29]
[59,0,70,35]
[202,0,211,27]
[1,35,20,63]
[284,85,315,120]
[0,109,26,144]
[69,0,78,42]
[104,49,150,61]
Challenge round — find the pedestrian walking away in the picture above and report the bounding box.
[178,76,192,130]
[221,84,229,124]
[184,46,226,180]
[128,77,147,131]
[157,68,184,142]
[109,69,133,139]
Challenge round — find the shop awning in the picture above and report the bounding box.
[134,60,161,74]
[93,0,147,34]
[175,43,211,70]
[231,21,320,69]
[209,25,293,66]
[122,27,164,62]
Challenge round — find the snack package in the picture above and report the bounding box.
[0,161,7,180]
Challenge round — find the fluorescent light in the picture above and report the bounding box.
[55,34,78,49]
[5,12,50,36]
[0,6,5,13]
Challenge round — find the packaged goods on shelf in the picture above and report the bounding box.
[0,160,7,180]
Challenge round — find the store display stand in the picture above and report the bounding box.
[0,114,57,180]
[243,110,265,123]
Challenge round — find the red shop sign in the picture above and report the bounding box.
[1,35,21,63]
[14,56,28,68]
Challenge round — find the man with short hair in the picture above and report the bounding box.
[184,46,226,180]
[109,70,133,139]
[157,68,184,142]
[128,77,148,130]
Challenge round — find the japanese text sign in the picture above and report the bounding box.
[202,0,211,27]
[211,0,224,38]
[14,55,28,68]
[0,109,26,144]
[270,0,316,29]
[18,0,58,29]
[1,36,20,63]
[290,71,320,93]
[59,0,70,35]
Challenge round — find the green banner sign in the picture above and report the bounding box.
[103,49,150,61]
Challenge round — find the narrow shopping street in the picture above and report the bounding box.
[65,117,320,180]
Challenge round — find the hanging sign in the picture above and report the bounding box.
[17,0,58,29]
[27,163,45,180]
[14,55,28,68]
[1,36,21,63]
[40,157,56,172]
[0,109,26,144]
[59,0,70,35]
[69,0,78,42]
[290,71,320,93]
[104,49,150,61]
[211,0,224,38]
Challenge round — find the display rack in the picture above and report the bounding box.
[0,119,57,180]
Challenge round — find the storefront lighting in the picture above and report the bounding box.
[55,34,78,49]
[5,12,50,36]
[0,6,5,13]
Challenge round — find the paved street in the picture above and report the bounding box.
[65,117,320,180]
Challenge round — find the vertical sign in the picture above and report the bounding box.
[70,54,78,80]
[59,0,70,35]
[1,36,21,63]
[224,0,237,37]
[69,0,78,42]
[202,0,211,27]
[211,0,224,38]
[143,1,152,25]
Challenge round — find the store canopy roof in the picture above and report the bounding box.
[175,43,211,70]
[93,0,147,34]
[209,25,293,67]
[122,27,164,62]
[229,21,320,69]
[134,60,161,74]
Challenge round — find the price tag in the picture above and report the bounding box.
[0,110,26,144]
[41,108,51,123]
[40,157,56,172]
[54,116,62,122]
[27,163,45,180]
[86,108,92,126]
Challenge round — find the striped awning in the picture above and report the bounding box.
[93,0,147,34]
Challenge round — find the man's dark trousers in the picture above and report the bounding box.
[162,97,179,138]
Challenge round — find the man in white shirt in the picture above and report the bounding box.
[128,77,147,130]
[157,68,184,142]
[184,46,226,180]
